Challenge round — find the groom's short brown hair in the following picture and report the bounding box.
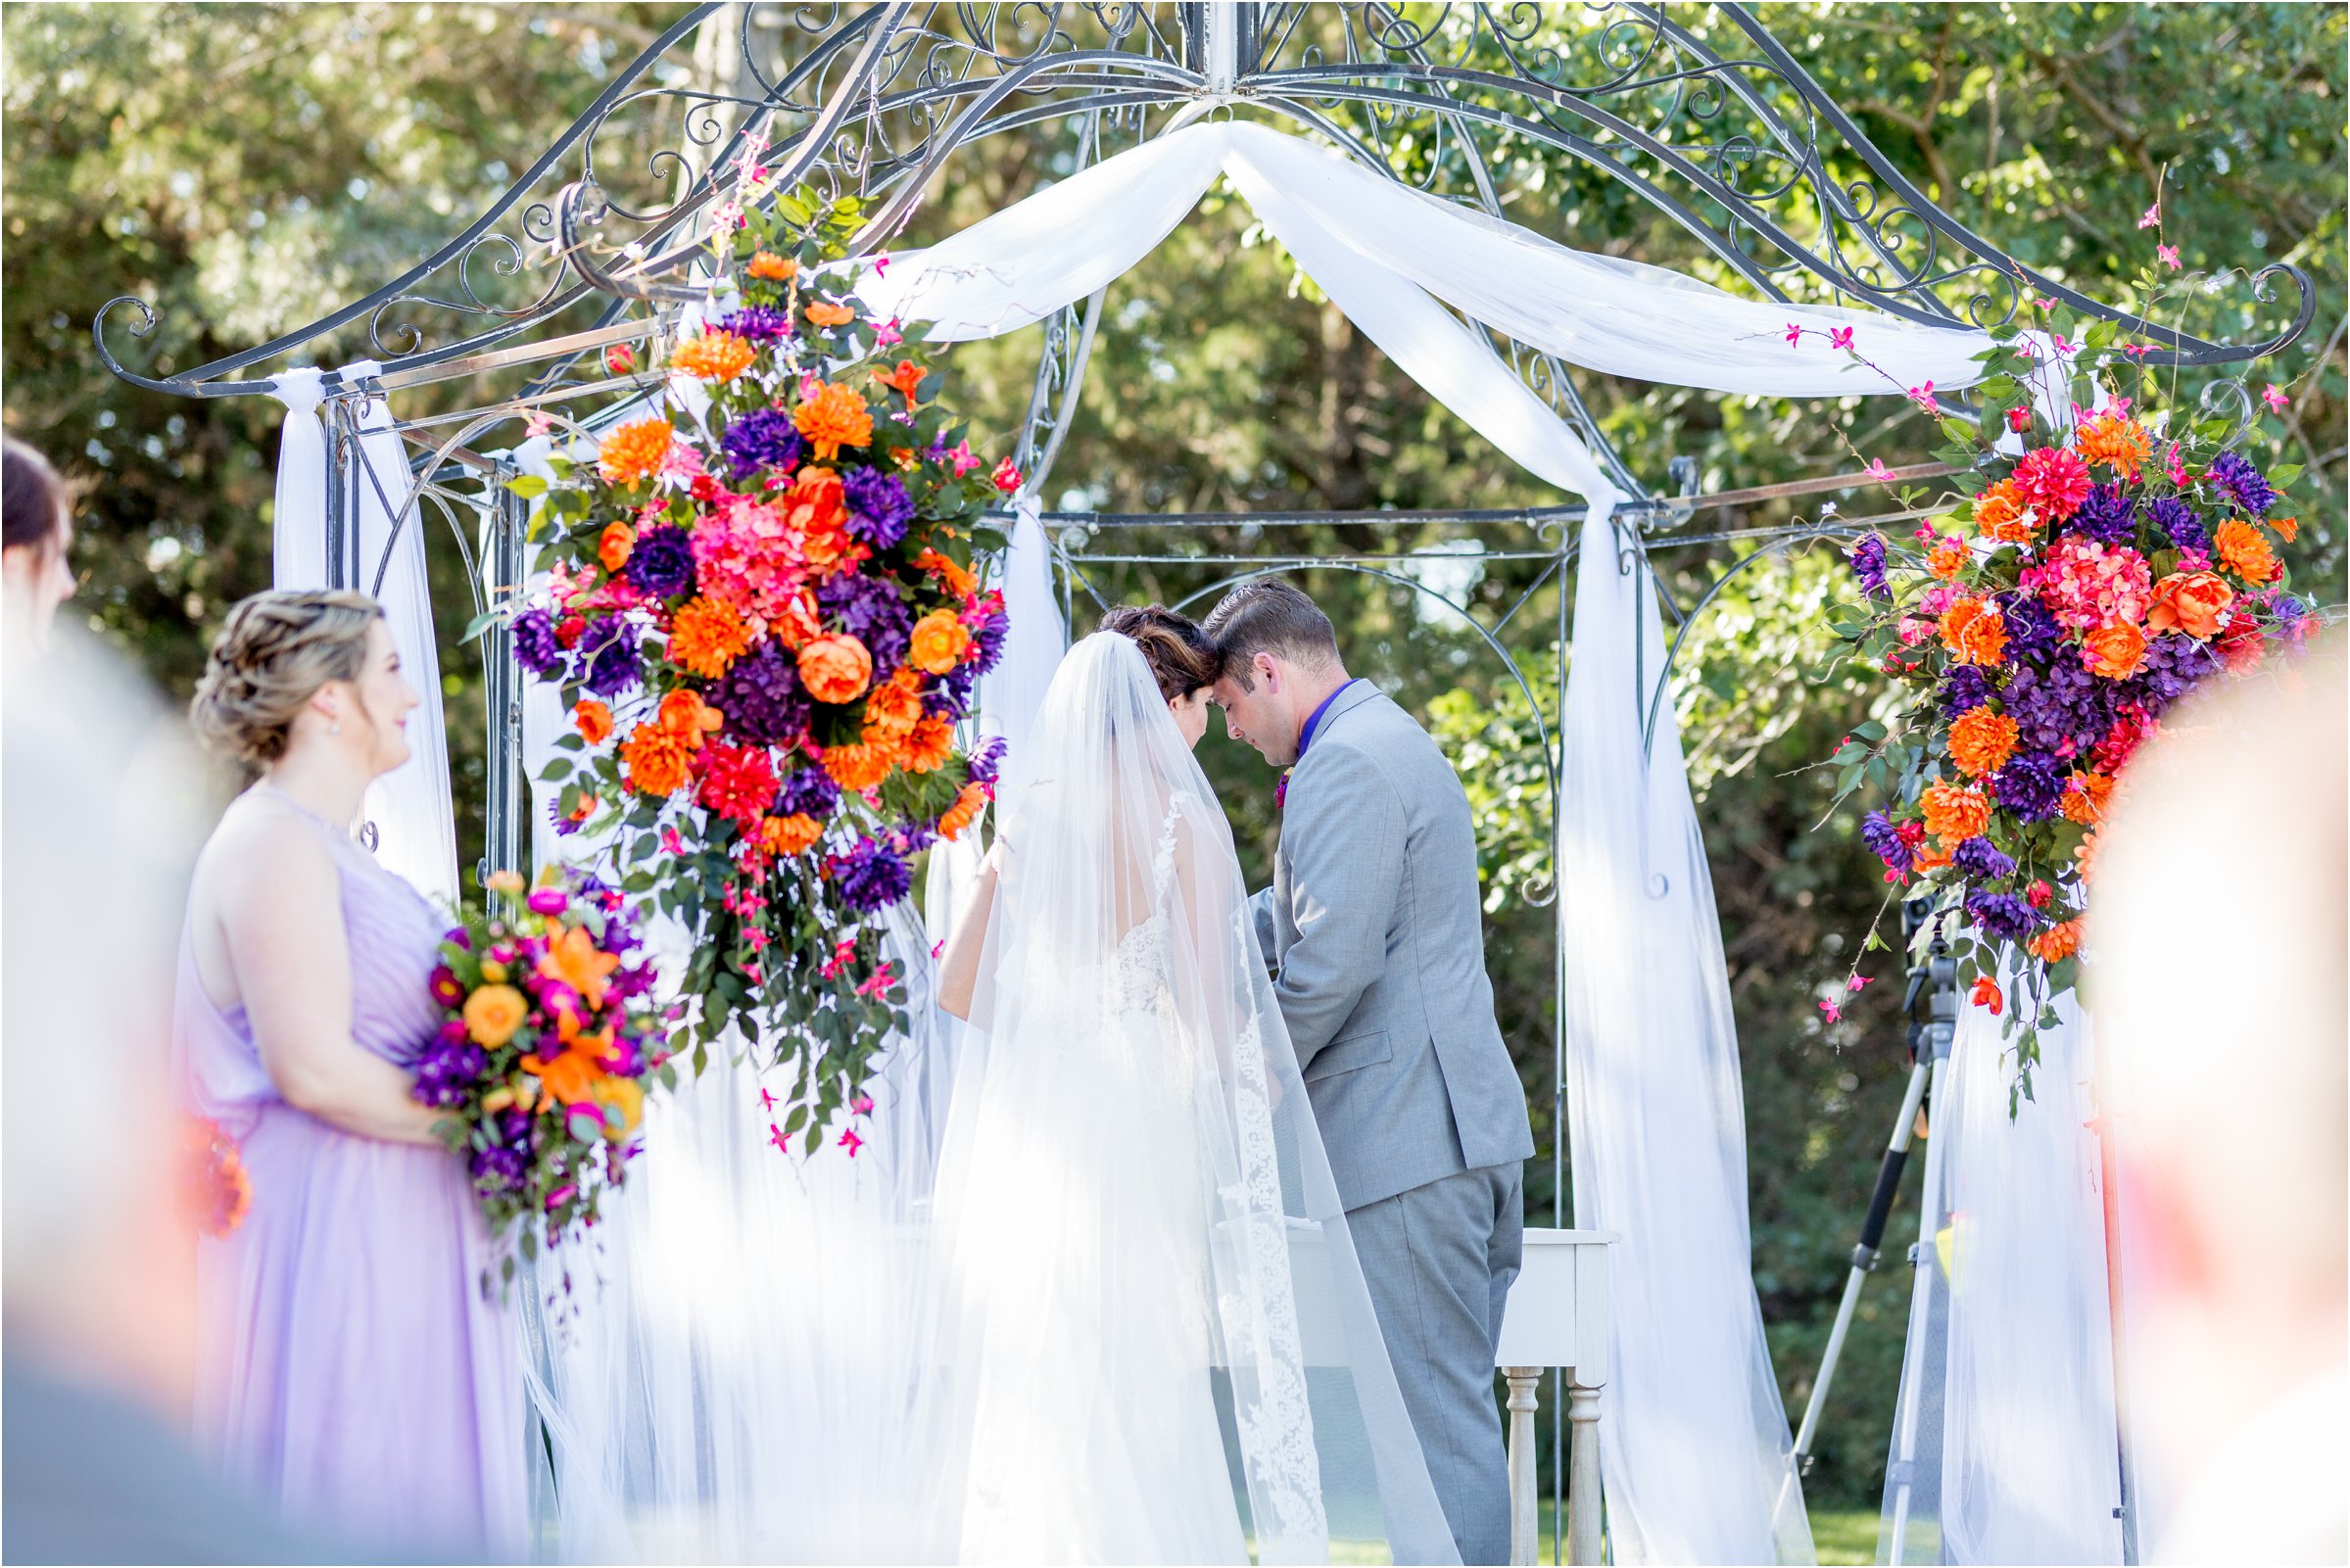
[1203,579,1340,690]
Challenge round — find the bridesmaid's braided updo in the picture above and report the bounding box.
[190,590,383,768]
[1102,604,1220,702]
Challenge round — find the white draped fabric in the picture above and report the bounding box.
[1557,511,1815,1566]
[268,362,459,911]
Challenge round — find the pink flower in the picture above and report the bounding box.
[2034,294,2059,312]
[1898,617,1936,646]
[1818,998,1843,1024]
[851,1093,875,1115]
[1828,326,1855,352]
[769,1122,790,1154]
[856,963,897,998]
[821,936,857,980]
[2024,536,2155,633]
[839,1126,865,1157]
[2121,342,2153,359]
[710,200,746,235]
[758,1087,778,1113]
[2157,243,2181,270]
[661,828,686,856]
[872,253,890,276]
[945,440,980,477]
[523,409,554,438]
[991,457,1022,494]
[1865,457,1896,484]
[874,318,903,348]
[2007,405,2032,432]
[1847,974,1874,990]
[2013,446,2091,522]
[2137,203,2160,230]
[2263,383,2290,413]
[1907,381,1940,415]
[1785,322,1803,348]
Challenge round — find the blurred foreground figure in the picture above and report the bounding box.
[2,627,328,1563]
[2091,633,2347,1565]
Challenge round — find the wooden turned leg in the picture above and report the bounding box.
[1566,1373,1604,1567]
[1505,1367,1541,1566]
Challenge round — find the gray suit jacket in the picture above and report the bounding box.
[1253,682,1534,1210]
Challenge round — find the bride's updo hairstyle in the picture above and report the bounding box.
[1101,604,1219,702]
[190,589,383,767]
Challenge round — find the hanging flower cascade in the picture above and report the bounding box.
[499,192,1014,1150]
[1805,236,2322,1092]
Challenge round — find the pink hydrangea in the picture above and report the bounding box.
[692,495,806,621]
[2022,535,2154,633]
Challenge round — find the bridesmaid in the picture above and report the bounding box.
[176,590,523,1559]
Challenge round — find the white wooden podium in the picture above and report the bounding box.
[1494,1227,1617,1566]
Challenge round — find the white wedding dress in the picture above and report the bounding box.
[522,633,1456,1566]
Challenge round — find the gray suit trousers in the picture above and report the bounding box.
[1346,1162,1525,1566]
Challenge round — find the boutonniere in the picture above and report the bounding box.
[1274,770,1290,810]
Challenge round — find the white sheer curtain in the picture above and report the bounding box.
[268,361,458,911]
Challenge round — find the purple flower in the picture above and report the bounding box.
[965,736,1008,786]
[1964,888,2042,943]
[2065,483,2136,546]
[2001,657,2112,758]
[1951,835,2016,881]
[707,641,811,746]
[550,796,583,837]
[625,524,696,599]
[1860,809,1913,875]
[470,1146,527,1194]
[1846,532,1892,600]
[834,837,912,914]
[718,306,791,343]
[412,1036,487,1110]
[1940,663,1994,715]
[583,621,641,698]
[816,573,913,679]
[775,763,839,821]
[720,405,806,480]
[2146,496,2207,554]
[513,608,564,678]
[968,612,1008,676]
[1991,750,2066,824]
[924,664,977,721]
[527,886,569,917]
[841,468,914,551]
[1995,593,2064,664]
[2206,451,2275,515]
[2126,631,2220,716]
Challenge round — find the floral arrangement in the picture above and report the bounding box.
[182,1115,251,1239]
[1807,222,2322,1088]
[496,188,1011,1152]
[416,867,670,1288]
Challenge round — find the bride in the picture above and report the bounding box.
[523,616,1456,1565]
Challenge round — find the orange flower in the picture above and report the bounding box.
[873,358,928,410]
[2029,918,2083,964]
[798,633,874,705]
[539,925,622,1011]
[1971,480,2036,545]
[2082,619,2149,681]
[908,607,972,674]
[1948,705,2019,778]
[2213,519,2280,585]
[861,669,924,741]
[804,300,856,328]
[1927,537,1971,581]
[916,547,977,598]
[2075,830,2102,883]
[1912,840,1953,873]
[656,688,724,740]
[762,812,823,858]
[1939,597,2007,667]
[2146,571,2233,640]
[791,382,874,461]
[671,329,757,382]
[621,721,695,796]
[2061,769,2115,826]
[524,1048,602,1107]
[599,521,636,573]
[598,416,674,485]
[2272,515,2299,543]
[821,740,892,793]
[1920,781,1991,843]
[889,446,921,472]
[592,1075,645,1140]
[2073,411,2152,477]
[746,250,796,282]
[571,699,614,745]
[462,983,528,1048]
[937,782,988,841]
[1969,976,2003,1015]
[900,714,955,775]
[668,594,753,679]
[768,586,822,650]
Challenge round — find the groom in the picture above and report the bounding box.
[1204,579,1532,1566]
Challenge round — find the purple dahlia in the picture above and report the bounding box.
[816,572,913,679]
[1847,533,1893,600]
[2145,496,2207,555]
[1990,750,2066,824]
[708,641,811,747]
[581,619,641,698]
[2001,658,2112,758]
[720,405,807,480]
[841,468,914,550]
[625,524,696,600]
[2127,631,2219,715]
[1951,835,2017,881]
[513,607,564,678]
[1964,888,2042,943]
[924,665,977,721]
[1860,809,1913,875]
[834,837,912,914]
[2065,483,2137,547]
[1940,663,1995,715]
[969,612,1008,676]
[966,736,1008,786]
[412,1037,487,1110]
[1995,592,2065,665]
[718,306,791,343]
[2206,451,2276,516]
[775,762,839,822]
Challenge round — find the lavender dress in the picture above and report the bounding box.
[174,796,524,1559]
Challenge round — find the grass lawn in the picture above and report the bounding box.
[1490,1500,1881,1565]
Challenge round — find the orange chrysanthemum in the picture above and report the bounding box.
[1939,597,2007,667]
[899,714,955,775]
[762,812,824,858]
[671,329,758,382]
[916,547,976,598]
[746,250,796,282]
[804,300,856,328]
[861,669,924,741]
[1927,537,1971,581]
[2212,519,2280,585]
[2029,918,2084,965]
[598,416,675,485]
[621,721,696,797]
[1920,781,1991,844]
[2075,830,2102,884]
[572,699,614,745]
[2272,515,2300,543]
[821,740,892,793]
[1947,705,2019,778]
[2061,769,2115,826]
[1970,480,2036,546]
[791,382,874,461]
[668,594,753,679]
[937,782,989,841]
[2073,411,2152,477]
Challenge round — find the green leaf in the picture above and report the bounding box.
[505,473,548,499]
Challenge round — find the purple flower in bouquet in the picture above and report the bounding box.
[968,611,1009,676]
[513,608,564,678]
[718,306,791,343]
[2128,631,2220,715]
[1991,749,2067,824]
[609,964,656,1002]
[1846,533,1893,600]
[841,468,914,551]
[1995,592,2065,665]
[581,620,641,698]
[1951,835,2017,881]
[775,761,839,821]
[527,886,569,917]
[816,572,913,678]
[2001,658,2112,758]
[1940,663,1995,715]
[625,524,697,599]
[2206,451,2276,516]
[923,665,977,721]
[469,1146,528,1194]
[2064,483,2137,547]
[2146,497,2208,555]
[412,1035,487,1110]
[708,641,811,746]
[966,736,1008,786]
[1860,809,1913,875]
[549,796,583,837]
[1964,887,2042,943]
[834,837,912,914]
[720,405,806,480]
[887,821,937,858]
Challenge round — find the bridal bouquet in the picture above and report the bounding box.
[495,190,1010,1151]
[416,867,671,1288]
[1815,262,2318,1088]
